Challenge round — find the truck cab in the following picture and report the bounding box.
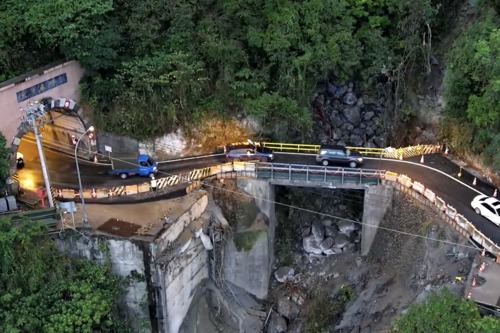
[137,155,157,176]
[110,154,158,179]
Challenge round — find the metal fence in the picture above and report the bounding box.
[255,163,385,185]
[258,142,441,159]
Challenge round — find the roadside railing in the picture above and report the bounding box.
[255,163,384,185]
[48,158,500,260]
[382,171,500,261]
[254,142,440,159]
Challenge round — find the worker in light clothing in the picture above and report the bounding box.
[150,175,157,192]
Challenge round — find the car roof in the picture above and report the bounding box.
[475,195,500,205]
[319,144,346,150]
[485,197,500,206]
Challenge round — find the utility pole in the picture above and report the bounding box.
[20,100,54,208]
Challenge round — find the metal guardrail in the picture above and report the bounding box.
[255,163,385,185]
[385,173,500,261]
[8,207,59,231]
[257,142,440,158]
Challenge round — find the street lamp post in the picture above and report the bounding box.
[20,101,54,208]
[74,126,94,228]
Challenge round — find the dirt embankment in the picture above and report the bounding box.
[268,188,473,333]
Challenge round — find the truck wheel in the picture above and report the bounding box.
[349,161,357,168]
[120,173,128,179]
[322,160,329,166]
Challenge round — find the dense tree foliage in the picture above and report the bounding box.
[0,218,131,332]
[0,133,10,187]
[442,4,500,170]
[391,289,500,333]
[0,0,442,140]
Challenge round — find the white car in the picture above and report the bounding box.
[471,195,500,226]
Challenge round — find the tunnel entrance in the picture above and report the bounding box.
[9,97,96,191]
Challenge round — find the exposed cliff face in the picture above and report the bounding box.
[211,178,276,300]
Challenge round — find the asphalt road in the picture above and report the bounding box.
[17,138,500,246]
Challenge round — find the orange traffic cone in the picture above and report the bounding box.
[467,292,472,299]
[471,278,476,288]
[494,189,497,198]
[479,262,486,273]
[420,156,424,164]
[482,248,486,257]
[108,189,113,197]
[94,154,98,163]
[444,147,449,154]
[91,188,97,198]
[473,177,477,186]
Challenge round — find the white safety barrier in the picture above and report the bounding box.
[412,181,425,194]
[445,205,458,219]
[424,189,436,203]
[383,171,500,261]
[399,175,412,188]
[436,197,446,211]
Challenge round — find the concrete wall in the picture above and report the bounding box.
[0,61,84,144]
[360,185,394,256]
[222,179,276,300]
[56,237,152,333]
[155,237,208,333]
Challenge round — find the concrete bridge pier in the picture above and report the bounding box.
[360,185,394,256]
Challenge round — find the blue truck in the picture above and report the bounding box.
[109,154,158,179]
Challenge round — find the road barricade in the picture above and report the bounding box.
[137,183,150,193]
[436,197,446,211]
[384,171,398,182]
[412,181,425,194]
[95,189,109,199]
[456,214,468,229]
[125,185,138,196]
[423,189,436,203]
[399,175,412,188]
[445,205,457,219]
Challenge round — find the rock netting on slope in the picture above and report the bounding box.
[312,81,389,147]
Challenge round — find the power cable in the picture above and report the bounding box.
[85,151,484,252]
[32,141,488,252]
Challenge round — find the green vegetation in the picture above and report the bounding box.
[442,4,500,170]
[234,230,266,251]
[304,284,356,333]
[0,133,10,186]
[0,0,444,140]
[0,218,132,332]
[391,289,500,333]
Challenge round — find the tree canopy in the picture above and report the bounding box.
[0,0,441,139]
[0,133,10,187]
[391,289,500,333]
[0,218,131,332]
[442,5,500,170]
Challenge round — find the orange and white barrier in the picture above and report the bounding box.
[125,185,138,196]
[494,189,497,198]
[91,188,97,199]
[473,177,477,186]
[138,183,151,193]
